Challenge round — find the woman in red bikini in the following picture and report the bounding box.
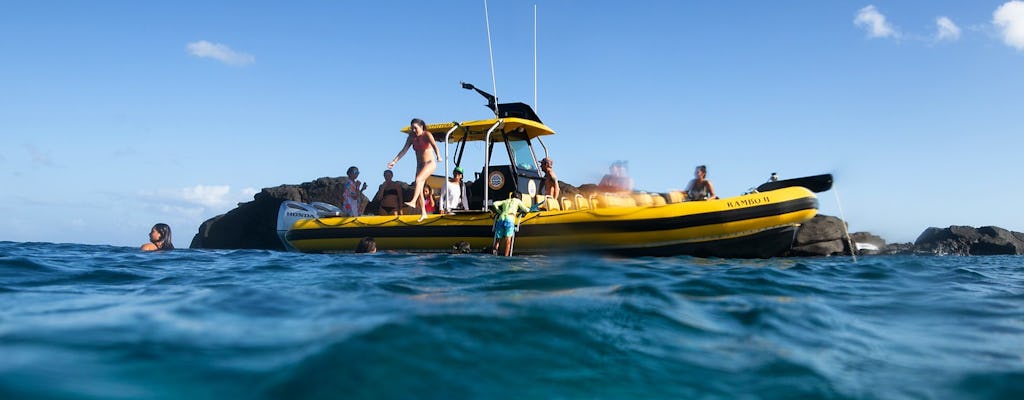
[388,118,442,221]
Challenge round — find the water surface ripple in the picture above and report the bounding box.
[1,241,1022,399]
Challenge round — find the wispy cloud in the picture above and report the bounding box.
[139,185,256,214]
[855,5,899,39]
[935,17,961,41]
[110,146,137,158]
[185,40,255,66]
[25,144,55,167]
[994,1,1024,50]
[134,185,260,232]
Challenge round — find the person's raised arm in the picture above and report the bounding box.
[388,136,414,169]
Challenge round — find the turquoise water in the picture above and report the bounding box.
[1,241,1022,399]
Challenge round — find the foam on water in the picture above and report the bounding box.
[1,241,1022,399]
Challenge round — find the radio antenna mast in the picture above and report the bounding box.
[484,0,499,117]
[533,2,538,113]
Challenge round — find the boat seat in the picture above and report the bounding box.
[543,195,561,211]
[574,194,590,210]
[595,192,635,208]
[666,191,686,204]
[561,197,574,210]
[651,194,667,206]
[519,193,534,208]
[632,192,653,207]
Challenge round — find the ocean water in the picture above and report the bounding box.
[0,241,1021,400]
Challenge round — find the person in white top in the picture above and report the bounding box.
[441,166,470,213]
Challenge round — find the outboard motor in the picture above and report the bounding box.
[311,202,343,217]
[276,201,319,251]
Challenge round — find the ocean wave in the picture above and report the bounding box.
[1,243,1023,399]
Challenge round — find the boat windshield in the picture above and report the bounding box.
[509,139,537,172]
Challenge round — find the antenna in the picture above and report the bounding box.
[483,0,499,117]
[533,2,538,113]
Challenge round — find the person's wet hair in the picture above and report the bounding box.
[410,118,427,131]
[451,241,471,254]
[347,166,359,176]
[152,223,174,250]
[355,237,376,253]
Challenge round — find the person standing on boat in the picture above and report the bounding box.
[540,157,559,201]
[440,166,469,214]
[141,223,174,251]
[388,118,442,222]
[374,169,403,216]
[684,165,717,201]
[341,166,368,216]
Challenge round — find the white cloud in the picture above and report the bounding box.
[994,1,1024,50]
[935,17,961,41]
[185,40,255,66]
[855,5,899,39]
[178,185,233,208]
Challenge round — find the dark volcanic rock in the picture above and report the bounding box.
[913,225,1024,255]
[881,242,915,255]
[787,215,850,257]
[189,177,370,250]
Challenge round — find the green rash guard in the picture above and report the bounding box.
[493,198,529,223]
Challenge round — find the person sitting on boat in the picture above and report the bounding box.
[141,223,174,251]
[422,184,437,215]
[374,169,403,216]
[341,166,368,216]
[388,118,442,222]
[540,157,559,201]
[598,161,633,193]
[491,196,530,257]
[684,165,717,201]
[440,166,469,214]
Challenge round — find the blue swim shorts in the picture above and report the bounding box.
[494,218,516,239]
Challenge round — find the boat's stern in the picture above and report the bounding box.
[276,201,320,252]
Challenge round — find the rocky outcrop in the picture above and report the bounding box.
[189,177,372,250]
[788,221,1024,257]
[911,225,1024,255]
[786,215,851,257]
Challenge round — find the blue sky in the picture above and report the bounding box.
[2,1,1023,247]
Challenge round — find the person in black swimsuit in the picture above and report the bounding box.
[374,169,403,215]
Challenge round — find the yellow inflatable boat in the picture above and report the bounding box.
[276,84,825,257]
